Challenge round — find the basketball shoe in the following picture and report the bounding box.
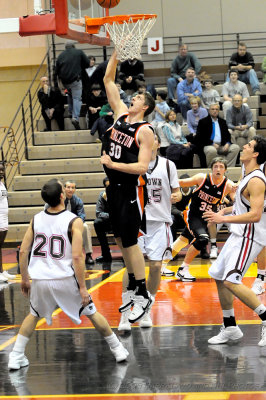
[161,266,175,277]
[118,290,135,313]
[175,267,196,282]
[128,292,154,324]
[0,272,8,282]
[208,325,243,344]
[210,246,218,259]
[8,352,29,370]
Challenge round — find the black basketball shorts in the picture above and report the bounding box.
[106,183,147,248]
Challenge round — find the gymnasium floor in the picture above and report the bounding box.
[0,245,266,400]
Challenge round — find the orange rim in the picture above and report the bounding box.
[85,13,157,27]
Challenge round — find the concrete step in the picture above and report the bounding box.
[6,221,97,242]
[20,158,103,175]
[261,103,266,114]
[13,172,106,191]
[8,188,103,207]
[9,204,96,223]
[27,143,101,160]
[258,116,266,128]
[34,130,96,145]
[37,117,88,132]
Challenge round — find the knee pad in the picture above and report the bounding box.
[193,234,209,251]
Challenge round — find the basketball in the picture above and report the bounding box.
[96,0,120,9]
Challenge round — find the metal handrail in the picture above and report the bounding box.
[0,48,52,190]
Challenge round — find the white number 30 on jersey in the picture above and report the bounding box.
[109,143,122,159]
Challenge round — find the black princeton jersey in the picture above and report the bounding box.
[102,113,154,185]
[188,173,228,217]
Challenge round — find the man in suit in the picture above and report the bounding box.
[195,103,240,167]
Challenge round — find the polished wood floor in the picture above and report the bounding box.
[0,245,266,400]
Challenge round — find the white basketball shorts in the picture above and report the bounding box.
[138,221,172,261]
[30,276,97,325]
[209,233,263,284]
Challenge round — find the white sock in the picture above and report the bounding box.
[104,332,120,349]
[210,239,217,247]
[179,262,189,270]
[13,334,29,353]
[257,269,266,279]
[222,309,235,318]
[254,304,266,316]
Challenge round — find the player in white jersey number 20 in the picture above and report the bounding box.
[8,179,128,370]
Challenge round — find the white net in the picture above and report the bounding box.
[104,16,156,61]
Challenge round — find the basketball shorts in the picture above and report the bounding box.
[30,276,97,325]
[107,183,147,248]
[182,213,208,244]
[209,233,263,284]
[138,221,173,261]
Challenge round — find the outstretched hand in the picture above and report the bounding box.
[203,210,224,224]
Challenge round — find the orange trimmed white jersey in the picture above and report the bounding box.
[28,209,78,279]
[230,169,266,246]
[145,156,179,223]
[103,113,154,185]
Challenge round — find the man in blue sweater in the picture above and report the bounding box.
[177,68,202,124]
[167,44,201,107]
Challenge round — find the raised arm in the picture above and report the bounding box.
[179,173,206,188]
[103,51,128,116]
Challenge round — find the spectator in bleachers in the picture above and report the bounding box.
[228,42,261,95]
[201,79,220,110]
[261,56,266,84]
[167,44,201,108]
[82,55,96,103]
[38,77,65,131]
[155,110,189,158]
[195,103,240,167]
[226,94,256,150]
[118,58,145,93]
[163,111,194,168]
[177,67,202,124]
[94,177,112,264]
[87,84,107,129]
[152,90,170,124]
[90,60,109,93]
[55,42,91,130]
[222,70,249,118]
[64,180,94,266]
[187,96,208,135]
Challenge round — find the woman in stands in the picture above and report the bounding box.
[159,110,194,168]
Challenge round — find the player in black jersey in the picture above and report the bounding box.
[101,51,155,324]
[162,157,235,281]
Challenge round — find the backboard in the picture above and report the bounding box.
[66,0,110,45]
[0,0,110,46]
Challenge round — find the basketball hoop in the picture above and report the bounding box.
[85,14,157,61]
